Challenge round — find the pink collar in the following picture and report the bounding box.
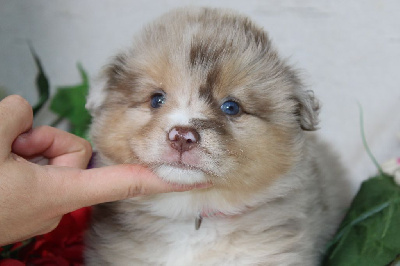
[195,207,250,230]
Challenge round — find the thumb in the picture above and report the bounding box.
[48,164,198,212]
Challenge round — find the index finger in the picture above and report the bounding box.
[43,164,208,213]
[0,95,33,158]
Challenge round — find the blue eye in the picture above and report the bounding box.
[221,100,240,115]
[150,93,166,108]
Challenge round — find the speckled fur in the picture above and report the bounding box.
[85,7,350,265]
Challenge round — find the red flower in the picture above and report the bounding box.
[0,207,91,265]
[0,259,25,266]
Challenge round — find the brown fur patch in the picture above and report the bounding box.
[92,108,140,164]
[218,123,294,192]
[190,118,228,136]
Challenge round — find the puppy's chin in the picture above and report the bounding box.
[154,164,208,185]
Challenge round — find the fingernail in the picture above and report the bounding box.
[18,128,33,139]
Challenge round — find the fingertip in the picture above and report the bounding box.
[3,94,31,106]
[2,95,33,119]
[119,164,214,193]
[0,95,33,156]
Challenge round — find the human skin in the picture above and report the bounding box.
[0,95,204,246]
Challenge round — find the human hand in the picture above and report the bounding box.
[0,95,200,246]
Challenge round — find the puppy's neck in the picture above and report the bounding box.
[195,205,254,230]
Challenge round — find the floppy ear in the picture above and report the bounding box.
[293,89,320,131]
[86,54,128,116]
[85,76,108,116]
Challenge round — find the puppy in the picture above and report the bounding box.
[85,7,350,265]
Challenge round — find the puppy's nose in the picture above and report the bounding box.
[168,127,200,152]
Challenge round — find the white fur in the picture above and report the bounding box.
[85,77,108,115]
[154,165,207,185]
[168,110,191,126]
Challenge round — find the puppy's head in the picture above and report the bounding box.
[87,8,319,195]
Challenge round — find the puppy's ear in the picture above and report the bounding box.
[293,89,320,131]
[86,54,127,116]
[85,76,108,116]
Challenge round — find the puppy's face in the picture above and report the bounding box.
[88,8,319,194]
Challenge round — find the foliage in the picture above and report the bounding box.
[30,46,50,116]
[322,174,400,265]
[49,64,91,139]
[0,207,91,265]
[26,50,91,139]
[322,104,400,265]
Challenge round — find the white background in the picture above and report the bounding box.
[1,0,399,192]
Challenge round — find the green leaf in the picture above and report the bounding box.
[30,46,50,116]
[49,64,91,139]
[322,174,400,266]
